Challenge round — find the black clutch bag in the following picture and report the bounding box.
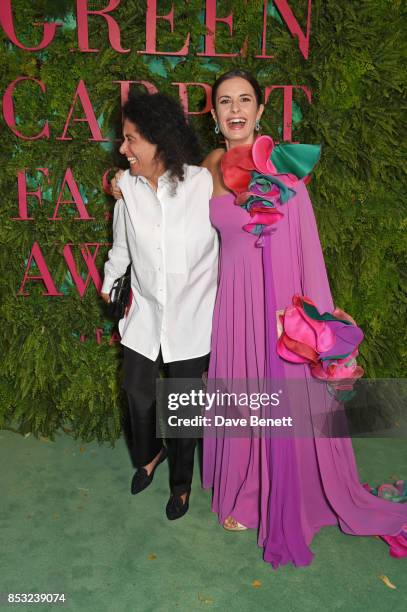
[107,264,131,319]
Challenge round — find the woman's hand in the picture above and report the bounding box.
[101,292,110,304]
[110,169,124,200]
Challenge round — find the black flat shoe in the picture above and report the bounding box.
[165,492,190,521]
[131,447,167,495]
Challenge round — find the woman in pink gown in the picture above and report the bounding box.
[202,69,407,568]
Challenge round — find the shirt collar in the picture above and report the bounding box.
[136,170,172,187]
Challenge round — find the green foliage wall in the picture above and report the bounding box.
[1,0,406,442]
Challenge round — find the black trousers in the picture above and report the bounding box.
[122,346,209,496]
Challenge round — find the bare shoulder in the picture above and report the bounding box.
[201,148,230,197]
[201,148,225,171]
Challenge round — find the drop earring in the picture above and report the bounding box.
[214,122,220,135]
[255,119,261,132]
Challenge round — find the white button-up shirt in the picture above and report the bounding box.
[101,165,218,363]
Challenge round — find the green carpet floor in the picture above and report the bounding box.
[1,431,406,612]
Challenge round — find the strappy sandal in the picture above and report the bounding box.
[223,515,248,531]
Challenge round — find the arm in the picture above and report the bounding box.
[296,180,334,313]
[201,148,224,169]
[101,198,131,301]
[201,148,225,196]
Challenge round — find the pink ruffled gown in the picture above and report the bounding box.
[203,183,407,567]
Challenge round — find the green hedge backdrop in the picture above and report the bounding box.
[1,0,406,442]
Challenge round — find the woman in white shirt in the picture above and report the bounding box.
[101,92,218,520]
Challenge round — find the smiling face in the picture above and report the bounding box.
[119,118,165,184]
[212,77,264,149]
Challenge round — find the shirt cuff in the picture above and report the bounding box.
[101,275,116,294]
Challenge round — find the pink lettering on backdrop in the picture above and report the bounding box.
[76,0,129,53]
[272,0,312,60]
[1,0,313,59]
[141,0,190,55]
[2,77,50,140]
[18,242,63,296]
[51,168,94,220]
[87,328,121,344]
[18,242,106,297]
[13,168,94,220]
[57,80,108,142]
[110,331,121,345]
[256,0,313,59]
[173,82,212,116]
[256,0,274,59]
[0,0,61,51]
[265,85,312,142]
[102,168,116,195]
[62,243,103,297]
[13,168,50,221]
[114,80,159,106]
[197,0,238,58]
[3,80,314,143]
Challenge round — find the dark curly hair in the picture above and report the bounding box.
[122,92,202,189]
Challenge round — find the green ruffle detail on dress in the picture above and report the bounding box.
[271,143,321,179]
